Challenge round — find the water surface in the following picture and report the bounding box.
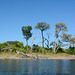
[0,59,75,75]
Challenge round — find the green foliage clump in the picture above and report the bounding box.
[24,45,31,53]
[18,48,26,53]
[39,47,43,53]
[11,45,18,52]
[7,41,19,45]
[56,47,65,53]
[66,46,75,55]
[32,44,39,52]
[1,42,9,48]
[15,42,24,48]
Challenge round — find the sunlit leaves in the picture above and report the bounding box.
[22,26,32,40]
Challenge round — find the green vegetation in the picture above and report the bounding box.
[22,26,32,53]
[35,22,50,52]
[0,22,75,55]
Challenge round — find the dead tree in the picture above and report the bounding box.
[1,47,12,53]
[31,33,40,54]
[44,32,51,49]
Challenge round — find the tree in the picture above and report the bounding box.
[35,22,50,52]
[68,38,75,55]
[61,33,75,54]
[44,32,51,49]
[22,26,32,53]
[54,22,68,54]
[30,33,39,54]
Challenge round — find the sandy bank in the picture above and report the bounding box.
[0,53,75,60]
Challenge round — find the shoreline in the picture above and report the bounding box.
[0,54,75,60]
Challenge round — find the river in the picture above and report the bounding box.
[0,59,75,75]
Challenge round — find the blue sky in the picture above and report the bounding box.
[0,0,75,47]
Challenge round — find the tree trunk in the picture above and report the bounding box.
[54,38,56,54]
[47,34,49,49]
[26,39,28,54]
[41,31,44,52]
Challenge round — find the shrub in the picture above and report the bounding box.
[66,46,75,55]
[15,42,24,48]
[57,47,65,53]
[18,48,26,53]
[11,45,18,52]
[32,44,39,52]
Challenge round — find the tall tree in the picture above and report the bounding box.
[54,22,68,54]
[35,22,50,52]
[22,26,32,53]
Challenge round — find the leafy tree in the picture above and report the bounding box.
[22,26,32,53]
[61,33,75,50]
[54,22,68,54]
[35,22,50,52]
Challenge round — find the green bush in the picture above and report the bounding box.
[11,45,18,52]
[15,42,24,48]
[24,45,31,53]
[19,48,26,53]
[1,42,9,48]
[39,47,42,53]
[4,49,9,52]
[66,46,75,55]
[32,44,39,52]
[57,47,65,53]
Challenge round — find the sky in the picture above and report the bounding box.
[0,0,75,47]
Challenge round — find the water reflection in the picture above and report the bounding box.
[0,59,75,75]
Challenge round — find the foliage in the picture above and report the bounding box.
[69,38,75,47]
[22,26,32,53]
[53,22,68,54]
[15,42,24,48]
[60,32,72,42]
[35,22,50,52]
[66,46,75,55]
[18,48,26,53]
[32,44,43,53]
[1,42,9,48]
[0,22,75,55]
[35,22,50,31]
[56,47,65,53]
[22,26,32,40]
[7,41,19,45]
[32,44,38,52]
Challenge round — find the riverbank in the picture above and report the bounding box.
[0,53,75,59]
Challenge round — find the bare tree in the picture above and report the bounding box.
[31,33,40,54]
[44,32,51,49]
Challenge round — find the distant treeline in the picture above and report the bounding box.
[0,22,75,55]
